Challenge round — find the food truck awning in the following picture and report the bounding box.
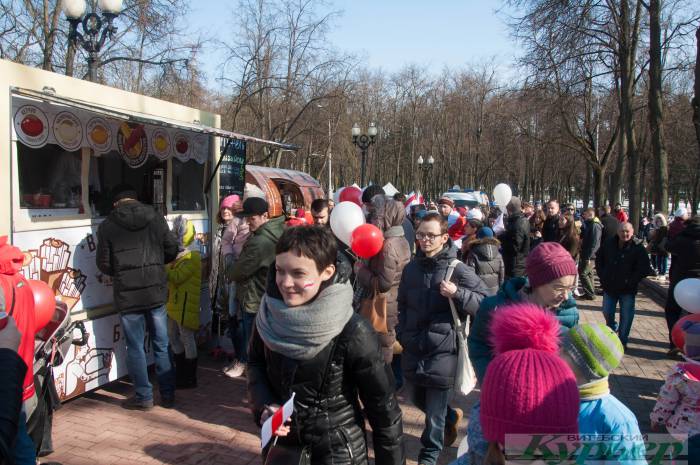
[11,87,299,150]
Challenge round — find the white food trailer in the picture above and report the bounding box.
[0,59,297,401]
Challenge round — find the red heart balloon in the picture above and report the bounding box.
[339,186,363,207]
[671,313,700,351]
[27,279,56,332]
[351,224,384,259]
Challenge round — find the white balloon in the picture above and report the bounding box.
[492,183,512,208]
[333,187,346,204]
[674,278,700,314]
[330,201,365,246]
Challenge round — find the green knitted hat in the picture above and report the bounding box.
[562,324,624,381]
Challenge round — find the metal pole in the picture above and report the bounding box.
[361,148,367,187]
[87,51,98,82]
[327,119,332,197]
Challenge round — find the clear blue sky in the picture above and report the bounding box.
[190,0,520,87]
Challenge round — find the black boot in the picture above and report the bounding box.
[178,357,198,389]
[174,352,187,389]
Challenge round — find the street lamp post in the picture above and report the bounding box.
[351,122,377,187]
[417,155,434,201]
[62,0,123,82]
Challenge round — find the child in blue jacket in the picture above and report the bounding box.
[561,323,646,464]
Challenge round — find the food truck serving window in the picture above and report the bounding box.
[12,96,209,221]
[18,143,85,217]
[91,151,167,217]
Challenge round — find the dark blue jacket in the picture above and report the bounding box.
[397,242,489,389]
[467,277,580,385]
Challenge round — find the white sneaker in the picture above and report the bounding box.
[573,289,583,297]
[223,360,246,378]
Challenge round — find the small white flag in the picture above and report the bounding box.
[260,392,295,449]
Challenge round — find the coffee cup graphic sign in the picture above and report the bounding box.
[14,105,50,148]
[52,111,83,151]
[86,117,113,153]
[117,122,149,168]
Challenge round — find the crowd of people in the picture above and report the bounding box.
[1,182,699,465]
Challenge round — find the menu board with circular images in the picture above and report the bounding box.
[52,111,83,151]
[86,117,113,153]
[14,104,50,148]
[173,132,191,162]
[151,127,172,160]
[117,122,149,168]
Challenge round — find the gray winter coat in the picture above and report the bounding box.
[464,237,504,296]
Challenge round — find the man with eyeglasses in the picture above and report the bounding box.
[397,212,489,465]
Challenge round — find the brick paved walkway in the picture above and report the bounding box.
[44,290,675,465]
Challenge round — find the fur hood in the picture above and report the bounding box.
[470,237,501,262]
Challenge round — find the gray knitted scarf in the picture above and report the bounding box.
[256,282,354,361]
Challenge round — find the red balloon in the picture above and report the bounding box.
[27,279,56,332]
[339,187,363,207]
[351,224,384,259]
[672,313,700,350]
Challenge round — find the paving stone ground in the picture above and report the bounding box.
[44,287,676,465]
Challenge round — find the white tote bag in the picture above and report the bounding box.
[445,259,477,396]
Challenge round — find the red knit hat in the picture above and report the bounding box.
[481,303,579,445]
[526,242,577,288]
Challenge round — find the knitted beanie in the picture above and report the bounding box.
[562,324,624,381]
[438,197,455,208]
[481,303,579,445]
[507,196,522,213]
[477,227,494,239]
[220,194,240,211]
[526,242,578,289]
[467,208,484,221]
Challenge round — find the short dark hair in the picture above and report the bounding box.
[276,226,337,272]
[310,198,329,214]
[362,185,385,204]
[420,212,448,234]
[393,192,406,202]
[585,207,596,215]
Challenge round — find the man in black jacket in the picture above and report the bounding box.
[595,222,652,348]
[664,216,700,355]
[397,213,488,464]
[501,196,530,279]
[96,184,179,410]
[578,208,603,300]
[542,199,561,242]
[598,205,620,246]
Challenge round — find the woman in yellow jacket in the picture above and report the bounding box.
[167,216,202,388]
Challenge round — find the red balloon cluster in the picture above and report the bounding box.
[351,224,384,259]
[27,279,56,332]
[339,187,362,207]
[671,313,700,351]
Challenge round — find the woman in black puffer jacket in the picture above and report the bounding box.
[463,227,503,297]
[247,227,404,465]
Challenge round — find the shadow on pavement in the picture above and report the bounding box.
[143,442,262,465]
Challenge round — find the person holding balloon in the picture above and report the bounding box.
[0,235,44,464]
[664,215,700,356]
[354,195,411,364]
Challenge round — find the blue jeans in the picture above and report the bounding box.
[602,293,636,346]
[234,311,256,363]
[14,407,36,465]
[120,305,175,401]
[655,255,668,275]
[409,383,455,465]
